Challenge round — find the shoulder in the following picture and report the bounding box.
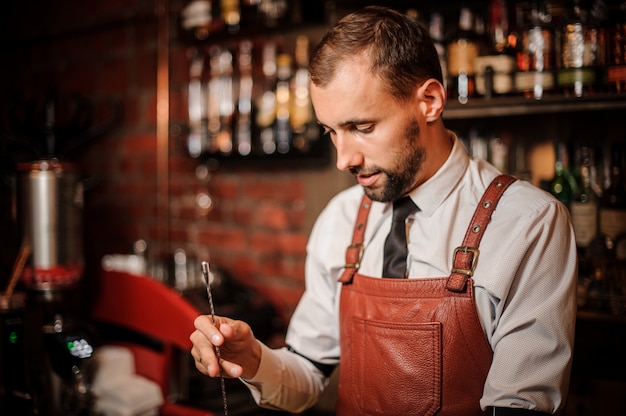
[500,178,569,222]
[485,177,573,258]
[462,160,565,223]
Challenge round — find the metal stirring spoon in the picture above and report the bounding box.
[201,261,228,416]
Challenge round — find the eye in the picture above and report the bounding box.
[354,123,374,134]
[321,126,334,136]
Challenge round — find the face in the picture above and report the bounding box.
[311,57,426,202]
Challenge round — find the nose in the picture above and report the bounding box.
[333,133,363,171]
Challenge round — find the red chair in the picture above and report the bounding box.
[91,269,215,416]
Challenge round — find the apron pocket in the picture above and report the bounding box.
[348,317,442,416]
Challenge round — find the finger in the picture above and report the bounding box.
[194,357,208,375]
[191,346,208,375]
[194,315,225,345]
[219,359,244,378]
[190,330,221,375]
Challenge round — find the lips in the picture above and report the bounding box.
[356,171,381,187]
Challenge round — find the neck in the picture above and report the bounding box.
[415,121,454,188]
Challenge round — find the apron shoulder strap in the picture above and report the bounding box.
[446,174,517,292]
[339,195,373,283]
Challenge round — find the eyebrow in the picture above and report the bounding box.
[318,119,374,129]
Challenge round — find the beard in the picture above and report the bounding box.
[351,118,425,203]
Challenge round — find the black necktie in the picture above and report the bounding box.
[382,196,418,278]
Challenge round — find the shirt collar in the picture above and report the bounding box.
[408,131,469,217]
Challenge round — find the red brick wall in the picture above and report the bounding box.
[0,0,342,323]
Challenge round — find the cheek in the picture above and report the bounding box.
[367,136,407,168]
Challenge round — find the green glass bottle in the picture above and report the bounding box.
[549,140,576,208]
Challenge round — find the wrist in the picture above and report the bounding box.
[241,339,263,380]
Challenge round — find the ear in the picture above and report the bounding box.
[416,79,446,122]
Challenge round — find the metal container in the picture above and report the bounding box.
[16,160,84,290]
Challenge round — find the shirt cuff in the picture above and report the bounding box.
[240,341,285,402]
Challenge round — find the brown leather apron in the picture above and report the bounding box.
[336,175,516,416]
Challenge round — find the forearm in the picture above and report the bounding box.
[240,342,328,413]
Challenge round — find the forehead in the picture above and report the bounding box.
[310,58,398,126]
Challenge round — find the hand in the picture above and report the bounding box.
[190,315,262,380]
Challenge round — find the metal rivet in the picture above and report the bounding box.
[363,202,370,209]
[472,225,481,233]
[495,181,503,187]
[357,223,364,230]
[483,201,491,208]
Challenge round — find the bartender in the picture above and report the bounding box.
[190,6,577,415]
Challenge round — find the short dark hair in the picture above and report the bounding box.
[309,6,443,102]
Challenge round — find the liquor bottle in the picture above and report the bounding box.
[207,46,222,154]
[489,135,510,174]
[607,0,626,92]
[516,0,555,99]
[236,40,254,156]
[487,0,510,55]
[275,53,292,154]
[258,0,288,28]
[570,145,599,251]
[221,0,241,33]
[447,8,479,104]
[472,2,514,98]
[589,0,610,91]
[583,218,614,312]
[599,142,626,242]
[187,50,206,158]
[549,140,576,208]
[207,47,234,155]
[256,42,277,154]
[558,0,599,96]
[290,35,316,151]
[181,0,223,40]
[583,235,613,311]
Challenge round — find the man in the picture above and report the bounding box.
[190,6,577,415]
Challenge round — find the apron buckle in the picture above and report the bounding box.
[450,246,480,277]
[344,243,364,269]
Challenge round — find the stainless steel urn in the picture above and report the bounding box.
[16,160,84,290]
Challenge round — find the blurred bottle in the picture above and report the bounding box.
[207,46,222,153]
[290,35,317,151]
[549,140,576,208]
[275,53,292,154]
[489,135,510,173]
[258,0,289,28]
[590,0,610,90]
[487,0,510,55]
[208,47,234,155]
[256,42,278,154]
[599,142,626,242]
[607,0,626,92]
[571,145,599,252]
[475,0,516,98]
[187,50,206,158]
[558,0,599,96]
[236,40,254,156]
[181,0,224,40]
[584,234,614,311]
[516,0,556,99]
[221,0,241,33]
[582,205,615,312]
[447,8,480,104]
